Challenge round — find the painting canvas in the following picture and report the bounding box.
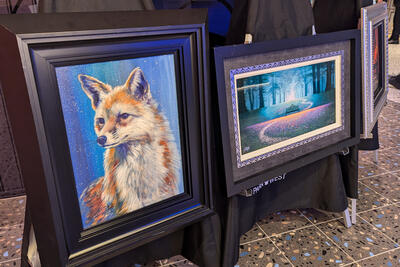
[55,55,184,229]
[372,23,383,100]
[231,53,343,167]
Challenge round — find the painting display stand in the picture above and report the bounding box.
[343,208,352,228]
[351,198,357,224]
[374,150,379,164]
[315,208,352,228]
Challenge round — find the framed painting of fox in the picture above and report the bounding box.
[0,10,213,266]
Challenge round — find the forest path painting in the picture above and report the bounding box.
[236,59,338,156]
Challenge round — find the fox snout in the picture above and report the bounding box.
[97,136,107,146]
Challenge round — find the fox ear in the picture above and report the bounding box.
[125,67,151,101]
[78,75,110,109]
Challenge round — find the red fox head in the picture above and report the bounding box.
[78,68,155,148]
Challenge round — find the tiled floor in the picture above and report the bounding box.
[3,105,400,267]
[0,196,25,266]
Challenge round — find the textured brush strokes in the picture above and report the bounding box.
[55,55,183,229]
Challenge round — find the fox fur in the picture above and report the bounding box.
[78,67,180,226]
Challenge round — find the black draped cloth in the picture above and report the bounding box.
[313,0,360,34]
[96,214,221,267]
[226,0,314,44]
[220,1,359,266]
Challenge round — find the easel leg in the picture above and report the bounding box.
[373,150,379,164]
[343,208,352,228]
[351,198,357,224]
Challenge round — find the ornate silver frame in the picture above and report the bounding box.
[361,2,389,138]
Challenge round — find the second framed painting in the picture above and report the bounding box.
[215,30,361,196]
[361,2,389,138]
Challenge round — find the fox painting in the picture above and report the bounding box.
[78,67,181,227]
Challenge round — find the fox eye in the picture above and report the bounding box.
[119,113,130,120]
[97,118,105,125]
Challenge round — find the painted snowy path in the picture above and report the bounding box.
[241,103,335,154]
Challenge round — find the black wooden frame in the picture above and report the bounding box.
[214,30,361,196]
[0,10,213,266]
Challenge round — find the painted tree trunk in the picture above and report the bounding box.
[238,90,246,113]
[316,64,321,93]
[312,65,317,94]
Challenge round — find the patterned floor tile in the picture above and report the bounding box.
[387,99,400,108]
[0,197,25,228]
[379,128,400,139]
[317,218,397,261]
[392,170,400,179]
[359,150,375,161]
[0,225,23,262]
[381,105,400,117]
[270,226,353,266]
[142,261,162,266]
[379,114,400,128]
[385,146,400,155]
[358,150,375,161]
[380,118,400,128]
[372,149,400,172]
[387,100,400,111]
[379,139,400,150]
[165,259,196,266]
[357,249,400,266]
[387,86,400,103]
[361,174,400,203]
[358,161,388,180]
[379,137,400,150]
[236,239,291,266]
[240,224,266,244]
[258,210,311,237]
[299,209,342,225]
[381,128,400,139]
[379,115,400,124]
[358,205,400,244]
[159,256,185,266]
[0,258,21,267]
[379,130,400,141]
[354,183,390,212]
[381,105,400,115]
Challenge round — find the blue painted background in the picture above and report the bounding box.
[55,55,184,228]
